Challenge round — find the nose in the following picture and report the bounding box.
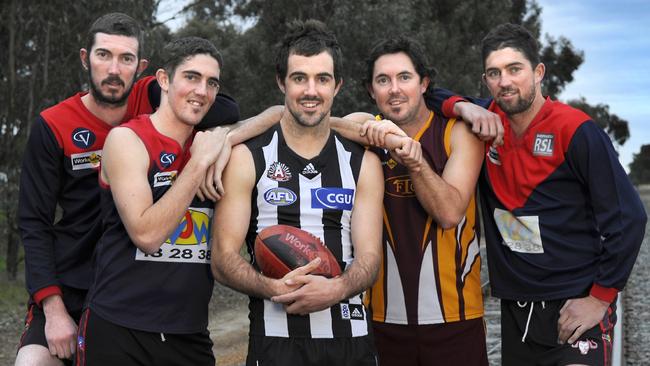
[388,77,400,94]
[194,80,208,96]
[304,78,317,96]
[497,73,512,88]
[108,57,120,75]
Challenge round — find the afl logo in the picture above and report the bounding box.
[160,152,176,168]
[71,128,96,149]
[264,187,297,206]
[311,187,354,211]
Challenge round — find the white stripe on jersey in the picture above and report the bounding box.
[348,294,369,337]
[384,242,407,324]
[417,241,444,323]
[334,137,355,269]
[460,216,480,283]
[262,300,289,337]
[257,132,280,229]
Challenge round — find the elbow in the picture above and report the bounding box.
[130,233,163,255]
[436,211,464,230]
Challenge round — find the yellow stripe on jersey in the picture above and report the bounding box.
[444,118,456,156]
[414,111,434,142]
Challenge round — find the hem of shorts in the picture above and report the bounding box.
[492,288,588,301]
[89,304,208,334]
[249,332,369,339]
[374,311,484,325]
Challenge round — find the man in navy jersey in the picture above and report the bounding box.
[212,20,384,365]
[77,37,227,365]
[14,12,274,366]
[431,23,647,365]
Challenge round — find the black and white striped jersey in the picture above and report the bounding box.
[244,124,369,338]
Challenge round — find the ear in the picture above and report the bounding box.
[80,48,89,70]
[334,78,343,97]
[481,73,488,86]
[156,68,170,93]
[276,75,286,94]
[534,63,545,84]
[136,58,149,77]
[420,76,430,94]
[366,83,376,101]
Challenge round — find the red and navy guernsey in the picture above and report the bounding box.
[434,91,646,303]
[87,115,214,333]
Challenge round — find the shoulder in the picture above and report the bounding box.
[332,131,365,155]
[244,124,280,150]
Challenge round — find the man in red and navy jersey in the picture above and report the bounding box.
[15,13,241,366]
[435,23,647,365]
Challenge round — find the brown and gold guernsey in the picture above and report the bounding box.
[365,111,483,325]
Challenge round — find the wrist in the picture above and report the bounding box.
[42,295,66,316]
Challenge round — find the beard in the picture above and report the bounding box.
[496,82,536,116]
[288,97,328,128]
[87,67,136,107]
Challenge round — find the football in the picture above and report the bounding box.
[254,225,342,279]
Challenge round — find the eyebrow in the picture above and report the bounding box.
[487,61,526,70]
[374,70,413,79]
[288,71,334,79]
[94,48,136,58]
[182,70,220,84]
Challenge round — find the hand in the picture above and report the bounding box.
[42,296,77,360]
[557,295,611,344]
[190,127,229,169]
[197,135,232,202]
[271,274,344,315]
[454,102,504,146]
[392,138,423,172]
[360,119,406,147]
[268,258,322,297]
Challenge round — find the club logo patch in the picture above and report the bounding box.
[264,187,297,206]
[160,152,176,168]
[71,150,102,171]
[72,128,96,149]
[487,146,502,165]
[311,187,354,210]
[153,171,177,187]
[533,133,554,156]
[267,162,292,182]
[572,339,598,355]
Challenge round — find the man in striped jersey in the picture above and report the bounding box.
[333,36,488,365]
[212,20,384,365]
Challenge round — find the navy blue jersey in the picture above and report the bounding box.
[430,90,646,302]
[18,76,239,305]
[88,115,213,333]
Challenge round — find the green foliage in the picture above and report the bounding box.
[568,97,630,146]
[630,145,650,185]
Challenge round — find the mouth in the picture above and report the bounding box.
[498,89,518,99]
[299,99,322,110]
[188,99,205,108]
[387,98,407,107]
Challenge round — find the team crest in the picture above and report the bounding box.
[487,146,502,165]
[267,162,292,182]
[533,133,554,156]
[71,128,96,149]
[572,339,598,355]
[159,152,176,168]
[386,159,398,169]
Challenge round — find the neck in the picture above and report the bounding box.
[149,104,194,147]
[279,112,331,159]
[81,93,128,127]
[401,101,432,138]
[508,93,546,137]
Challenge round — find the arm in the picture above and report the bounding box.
[557,122,647,344]
[397,121,483,228]
[18,118,76,358]
[271,150,384,314]
[210,145,318,298]
[101,126,227,254]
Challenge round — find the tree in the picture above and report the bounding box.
[629,145,650,185]
[0,1,162,280]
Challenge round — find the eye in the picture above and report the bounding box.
[508,66,522,75]
[122,55,135,64]
[485,69,500,79]
[399,74,412,81]
[208,80,220,89]
[375,76,389,85]
[96,50,108,59]
[318,75,331,84]
[293,75,305,83]
[186,74,196,81]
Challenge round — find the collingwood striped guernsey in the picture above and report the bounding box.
[244,124,369,338]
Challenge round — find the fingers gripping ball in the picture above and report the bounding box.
[254,225,342,279]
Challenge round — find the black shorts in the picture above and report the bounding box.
[76,309,214,366]
[246,334,378,366]
[501,298,615,366]
[372,318,488,366]
[17,286,86,365]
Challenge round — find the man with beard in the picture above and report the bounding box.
[433,23,646,365]
[15,13,246,366]
[212,20,384,365]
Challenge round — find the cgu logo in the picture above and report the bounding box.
[160,152,177,168]
[166,209,211,245]
[311,187,354,210]
[72,128,96,149]
[385,175,415,197]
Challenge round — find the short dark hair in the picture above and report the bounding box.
[160,37,222,79]
[481,23,540,69]
[364,35,437,100]
[86,13,144,58]
[275,19,343,85]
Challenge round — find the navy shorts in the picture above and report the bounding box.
[76,309,215,366]
[372,318,488,366]
[501,298,615,366]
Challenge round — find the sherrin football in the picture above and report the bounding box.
[254,225,342,279]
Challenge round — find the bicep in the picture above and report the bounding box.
[101,128,152,233]
[441,121,484,203]
[351,151,384,255]
[213,145,255,254]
